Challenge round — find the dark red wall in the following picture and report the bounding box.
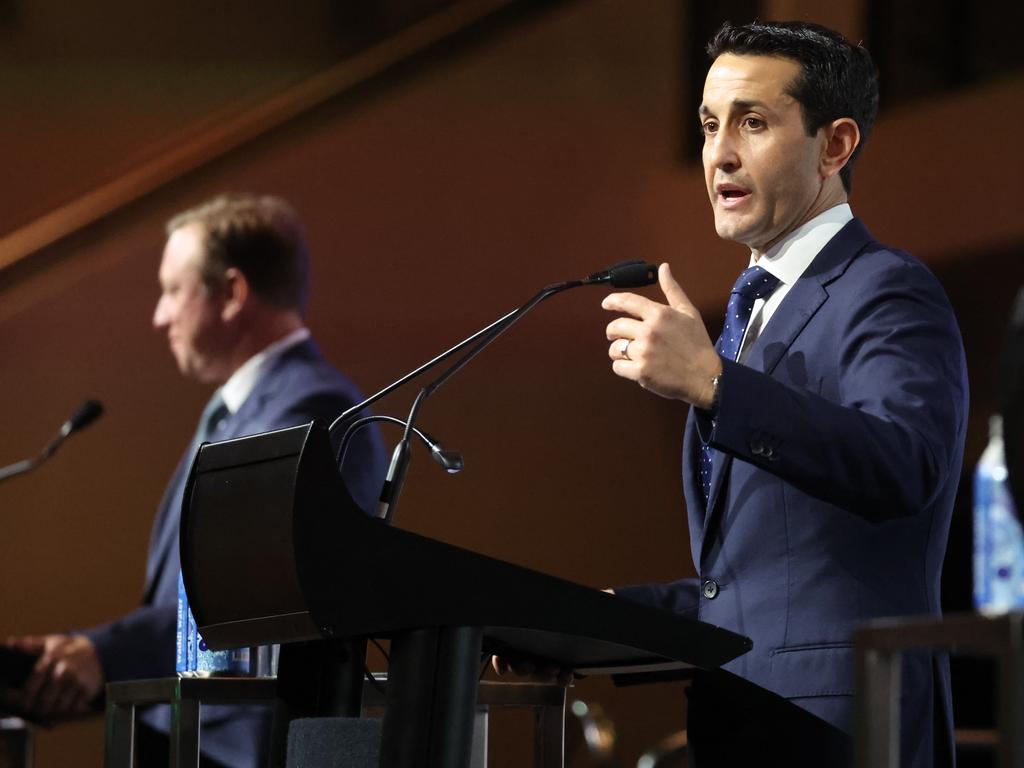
[1,1,1022,764]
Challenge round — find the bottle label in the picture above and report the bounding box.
[175,572,188,675]
[974,464,1024,612]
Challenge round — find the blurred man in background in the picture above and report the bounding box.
[3,194,386,767]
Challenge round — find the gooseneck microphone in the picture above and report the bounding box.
[331,261,657,524]
[337,414,464,476]
[61,399,104,437]
[0,399,105,483]
[583,260,659,287]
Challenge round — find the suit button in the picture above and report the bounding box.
[702,579,719,599]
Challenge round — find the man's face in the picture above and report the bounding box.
[152,224,230,383]
[700,53,828,253]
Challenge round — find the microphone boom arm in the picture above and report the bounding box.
[404,280,580,433]
[328,280,580,438]
[0,399,104,484]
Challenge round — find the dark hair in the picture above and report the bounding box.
[166,193,310,314]
[707,21,879,192]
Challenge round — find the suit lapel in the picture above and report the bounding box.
[144,453,190,598]
[746,274,829,375]
[696,219,873,556]
[223,339,317,439]
[744,218,871,376]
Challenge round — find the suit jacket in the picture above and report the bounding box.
[82,338,387,767]
[618,219,968,768]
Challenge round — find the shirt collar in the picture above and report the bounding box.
[748,203,853,285]
[218,327,311,414]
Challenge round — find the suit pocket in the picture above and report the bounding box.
[769,642,854,698]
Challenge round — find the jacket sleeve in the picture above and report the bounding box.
[702,258,968,521]
[614,578,701,618]
[79,604,177,683]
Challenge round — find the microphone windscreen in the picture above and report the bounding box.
[608,261,658,288]
[67,399,104,433]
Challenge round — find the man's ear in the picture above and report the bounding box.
[221,267,250,322]
[820,117,860,181]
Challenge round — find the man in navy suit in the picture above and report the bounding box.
[4,194,387,766]
[603,22,967,767]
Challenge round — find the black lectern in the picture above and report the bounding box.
[180,420,752,767]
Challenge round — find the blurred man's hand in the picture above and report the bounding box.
[490,653,574,686]
[2,634,103,722]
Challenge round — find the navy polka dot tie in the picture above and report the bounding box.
[700,265,780,503]
[197,392,228,444]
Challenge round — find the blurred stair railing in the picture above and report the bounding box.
[0,0,518,276]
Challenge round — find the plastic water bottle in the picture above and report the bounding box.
[176,568,251,675]
[176,571,193,676]
[973,415,1024,612]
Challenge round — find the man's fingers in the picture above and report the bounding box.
[491,655,533,676]
[658,263,695,312]
[21,655,53,707]
[26,663,76,718]
[22,679,47,714]
[33,677,61,716]
[491,654,571,686]
[23,639,65,711]
[605,316,644,343]
[51,664,83,715]
[13,635,102,720]
[601,290,658,319]
[509,658,536,676]
[610,359,640,381]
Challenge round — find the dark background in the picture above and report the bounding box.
[0,0,1021,764]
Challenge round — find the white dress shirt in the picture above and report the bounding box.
[218,327,312,414]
